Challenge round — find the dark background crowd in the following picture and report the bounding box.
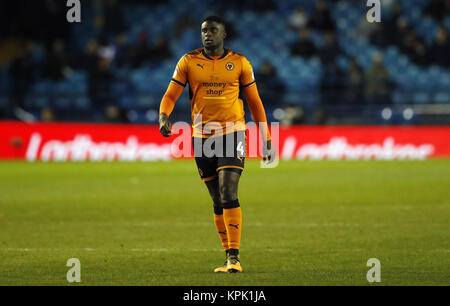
[0,0,450,125]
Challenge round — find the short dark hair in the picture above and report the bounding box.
[202,15,226,31]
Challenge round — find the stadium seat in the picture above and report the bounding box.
[74,95,91,110]
[434,92,450,104]
[412,91,431,104]
[0,96,8,108]
[24,94,50,109]
[392,90,408,105]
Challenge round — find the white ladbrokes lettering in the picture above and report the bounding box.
[281,137,434,160]
[26,133,171,162]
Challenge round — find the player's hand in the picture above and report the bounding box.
[262,140,276,164]
[159,113,172,137]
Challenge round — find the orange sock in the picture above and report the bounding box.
[214,214,229,251]
[223,205,242,250]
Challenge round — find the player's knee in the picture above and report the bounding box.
[219,184,237,203]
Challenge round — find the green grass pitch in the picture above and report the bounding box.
[0,159,449,286]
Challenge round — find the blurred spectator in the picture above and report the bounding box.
[131,31,153,67]
[351,16,377,41]
[43,40,72,81]
[320,59,346,105]
[174,14,196,40]
[224,21,239,42]
[89,57,116,120]
[40,107,54,122]
[113,33,133,68]
[75,40,100,72]
[281,105,305,125]
[174,14,199,53]
[98,35,116,65]
[308,0,335,32]
[430,26,450,67]
[383,2,404,44]
[214,0,244,14]
[288,6,309,31]
[403,31,430,67]
[9,41,37,112]
[370,23,390,47]
[391,17,413,49]
[39,0,70,48]
[102,0,126,35]
[255,61,285,106]
[318,32,341,65]
[245,0,276,12]
[291,29,317,58]
[180,28,199,54]
[344,58,365,104]
[104,104,124,123]
[364,53,392,104]
[150,35,172,62]
[423,0,449,21]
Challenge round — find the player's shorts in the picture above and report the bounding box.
[193,131,246,182]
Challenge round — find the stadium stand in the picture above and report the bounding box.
[0,0,449,125]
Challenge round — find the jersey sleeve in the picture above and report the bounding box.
[171,55,188,87]
[159,81,185,117]
[239,56,256,88]
[243,84,271,142]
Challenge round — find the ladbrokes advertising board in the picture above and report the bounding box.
[1,121,449,161]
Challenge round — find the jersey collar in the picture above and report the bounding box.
[202,48,229,60]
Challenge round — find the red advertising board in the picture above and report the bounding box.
[0,121,449,161]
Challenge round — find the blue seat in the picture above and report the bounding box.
[408,8,422,24]
[25,94,50,109]
[284,76,303,91]
[74,96,90,110]
[392,90,408,105]
[0,77,11,93]
[31,81,53,95]
[444,17,450,33]
[55,81,73,95]
[412,92,430,104]
[136,94,156,107]
[119,95,136,109]
[69,71,87,82]
[434,92,450,104]
[53,96,73,110]
[0,96,8,108]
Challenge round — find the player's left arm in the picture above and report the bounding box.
[240,56,275,162]
[243,84,275,162]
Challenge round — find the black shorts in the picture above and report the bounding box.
[193,131,246,182]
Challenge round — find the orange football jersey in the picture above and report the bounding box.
[171,48,256,138]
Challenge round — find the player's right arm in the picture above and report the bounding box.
[159,56,188,137]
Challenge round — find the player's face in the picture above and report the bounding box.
[201,21,226,49]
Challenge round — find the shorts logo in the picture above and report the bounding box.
[225,62,234,71]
